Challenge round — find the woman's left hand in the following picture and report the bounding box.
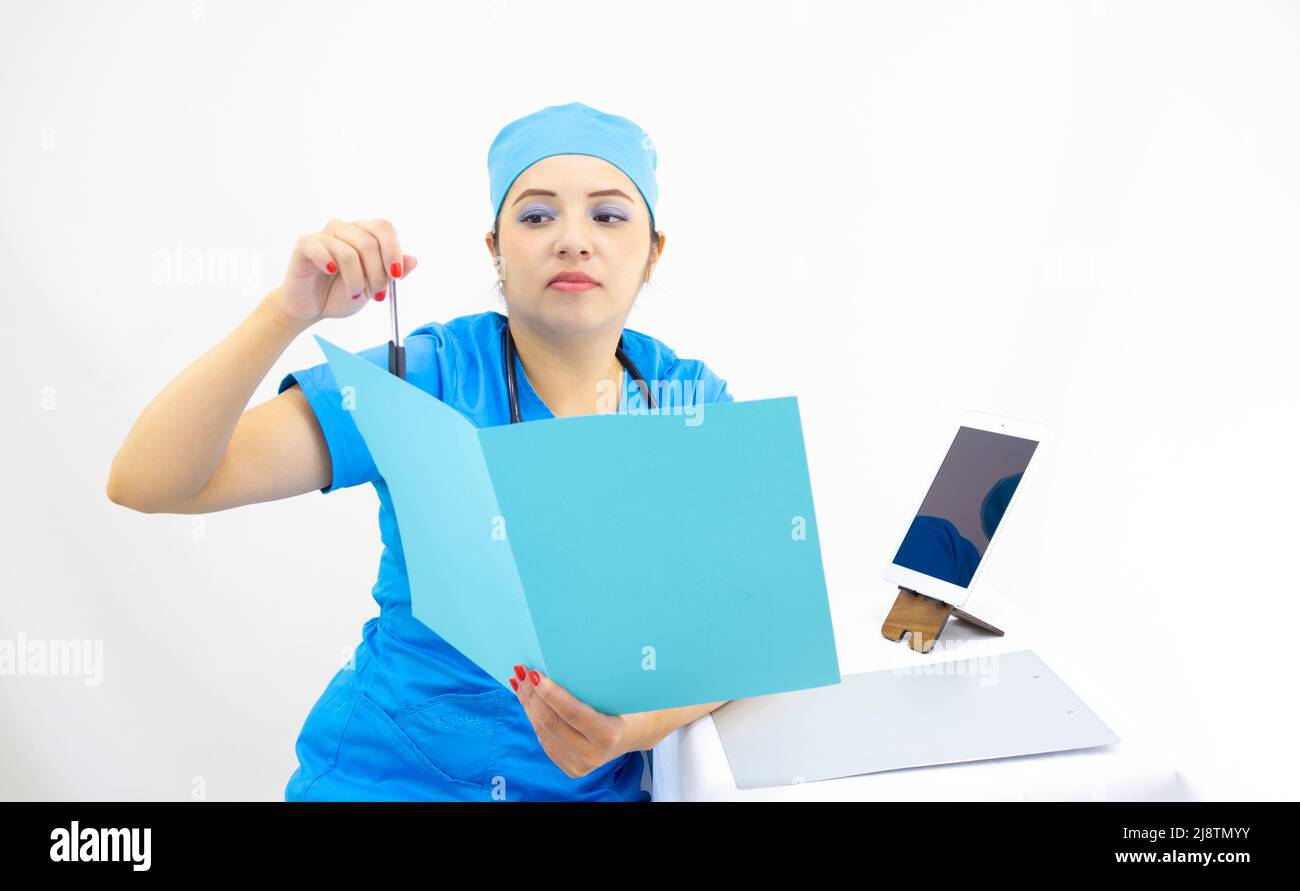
[509,664,633,778]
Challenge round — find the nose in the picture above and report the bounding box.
[553,215,594,258]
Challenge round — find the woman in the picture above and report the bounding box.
[107,102,733,801]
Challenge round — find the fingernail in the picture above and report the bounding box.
[352,292,361,300]
[529,670,540,687]
[513,664,526,681]
[509,677,519,692]
[390,262,402,278]
[326,261,338,274]
[374,290,386,301]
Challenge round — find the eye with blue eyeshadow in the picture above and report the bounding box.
[518,203,632,226]
[518,204,556,225]
[593,205,631,224]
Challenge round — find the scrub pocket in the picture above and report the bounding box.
[358,688,507,789]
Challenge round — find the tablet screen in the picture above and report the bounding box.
[892,426,1039,588]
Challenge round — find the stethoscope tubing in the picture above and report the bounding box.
[385,285,652,421]
[504,323,656,423]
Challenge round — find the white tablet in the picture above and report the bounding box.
[882,411,1050,609]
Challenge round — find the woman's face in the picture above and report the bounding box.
[487,153,660,338]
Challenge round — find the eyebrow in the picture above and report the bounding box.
[511,188,633,206]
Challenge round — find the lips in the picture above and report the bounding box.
[549,270,599,292]
[549,271,598,285]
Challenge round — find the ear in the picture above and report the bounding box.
[644,231,665,282]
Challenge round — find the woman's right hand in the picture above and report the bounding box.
[274,218,419,323]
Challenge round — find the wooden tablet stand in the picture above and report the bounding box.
[881,587,1004,654]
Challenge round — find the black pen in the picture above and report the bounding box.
[387,273,405,380]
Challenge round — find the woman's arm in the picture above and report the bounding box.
[107,218,414,514]
[511,665,728,778]
[106,291,321,513]
[618,701,728,752]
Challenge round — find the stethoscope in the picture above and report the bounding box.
[504,323,657,423]
[385,276,656,422]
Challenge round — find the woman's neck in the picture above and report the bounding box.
[508,316,625,418]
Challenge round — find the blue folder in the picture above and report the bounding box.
[316,335,841,714]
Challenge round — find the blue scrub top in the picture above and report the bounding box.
[279,310,733,801]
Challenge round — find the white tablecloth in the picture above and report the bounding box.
[650,583,1195,801]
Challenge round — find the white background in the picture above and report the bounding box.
[2,0,1297,800]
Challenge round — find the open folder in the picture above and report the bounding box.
[315,335,841,714]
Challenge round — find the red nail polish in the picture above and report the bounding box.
[509,677,518,691]
[326,261,337,274]
[374,290,385,301]
[529,670,540,687]
[514,664,526,681]
[352,293,361,300]
[390,262,402,278]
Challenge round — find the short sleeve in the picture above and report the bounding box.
[710,372,734,404]
[278,341,389,493]
[694,360,734,404]
[657,357,733,412]
[277,331,446,494]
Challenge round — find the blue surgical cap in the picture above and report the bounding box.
[487,101,659,230]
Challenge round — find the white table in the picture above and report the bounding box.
[650,583,1195,801]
